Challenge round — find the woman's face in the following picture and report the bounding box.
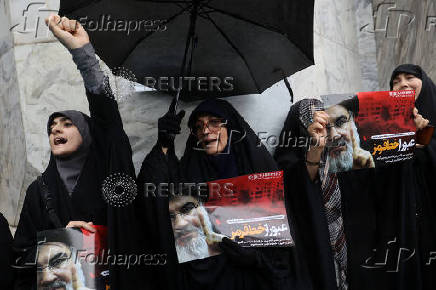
[392,73,423,99]
[193,115,228,155]
[49,116,83,157]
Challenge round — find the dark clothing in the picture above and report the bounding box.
[340,64,436,290]
[137,98,311,290]
[181,98,278,183]
[13,89,137,290]
[274,102,338,290]
[0,213,13,289]
[275,87,436,290]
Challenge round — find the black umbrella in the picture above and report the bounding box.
[60,0,314,101]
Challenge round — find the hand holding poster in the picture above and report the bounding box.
[300,90,416,173]
[170,171,294,264]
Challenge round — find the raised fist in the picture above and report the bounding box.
[307,110,329,150]
[45,14,90,49]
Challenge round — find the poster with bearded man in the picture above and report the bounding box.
[36,227,108,290]
[169,171,294,264]
[301,91,417,173]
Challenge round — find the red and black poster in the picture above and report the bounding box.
[36,226,109,290]
[205,171,294,248]
[169,171,293,264]
[315,90,416,173]
[355,90,416,165]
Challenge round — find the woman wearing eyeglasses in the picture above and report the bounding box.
[136,98,311,290]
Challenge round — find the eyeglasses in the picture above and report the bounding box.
[191,118,227,135]
[169,202,199,220]
[326,115,351,130]
[37,255,70,272]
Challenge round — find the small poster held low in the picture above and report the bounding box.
[36,226,109,290]
[169,170,293,264]
[205,171,293,248]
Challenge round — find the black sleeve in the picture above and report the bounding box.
[415,132,436,166]
[0,214,13,289]
[132,144,181,290]
[137,143,180,193]
[86,87,123,130]
[282,160,338,290]
[86,88,135,176]
[12,182,46,290]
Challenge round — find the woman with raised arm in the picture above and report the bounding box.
[13,15,139,290]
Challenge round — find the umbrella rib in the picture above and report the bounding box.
[202,14,261,92]
[203,4,284,35]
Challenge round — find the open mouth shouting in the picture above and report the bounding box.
[53,136,68,146]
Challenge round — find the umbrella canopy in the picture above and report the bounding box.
[60,0,314,101]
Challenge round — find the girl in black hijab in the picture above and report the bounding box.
[137,98,311,290]
[13,15,138,289]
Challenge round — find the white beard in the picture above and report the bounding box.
[328,120,360,173]
[175,227,210,263]
[328,140,353,173]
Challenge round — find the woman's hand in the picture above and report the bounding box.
[158,97,185,153]
[413,107,430,148]
[307,111,329,153]
[66,221,96,233]
[306,111,329,181]
[413,107,429,131]
[45,14,90,49]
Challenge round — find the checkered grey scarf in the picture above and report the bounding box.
[298,99,348,290]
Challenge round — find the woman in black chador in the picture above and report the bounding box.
[342,65,436,290]
[13,15,139,289]
[137,98,311,290]
[343,65,435,290]
[274,64,435,290]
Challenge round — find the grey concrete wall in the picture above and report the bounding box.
[1,0,378,229]
[0,0,34,231]
[371,0,436,89]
